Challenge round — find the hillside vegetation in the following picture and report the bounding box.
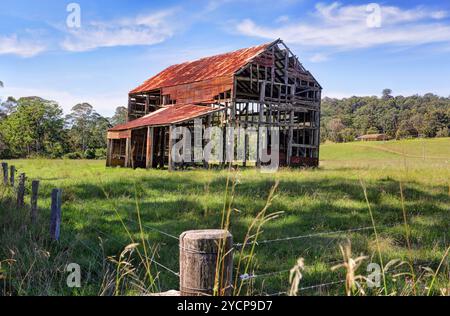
[321,91,450,142]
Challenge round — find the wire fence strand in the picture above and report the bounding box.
[235,224,398,247]
[126,219,180,241]
[267,280,346,296]
[89,226,180,277]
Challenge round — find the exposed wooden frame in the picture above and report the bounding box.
[108,39,321,170]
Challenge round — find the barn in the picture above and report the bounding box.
[356,134,390,142]
[107,39,322,170]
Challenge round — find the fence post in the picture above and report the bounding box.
[31,180,39,224]
[16,173,25,208]
[10,165,15,187]
[50,189,62,241]
[179,229,233,296]
[2,162,8,186]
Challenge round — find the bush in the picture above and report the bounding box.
[83,148,96,160]
[95,148,107,160]
[63,152,83,160]
[340,128,356,143]
[436,127,449,138]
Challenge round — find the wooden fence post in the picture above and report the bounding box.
[2,162,8,186]
[50,189,62,241]
[16,173,25,208]
[10,165,15,187]
[31,180,39,224]
[179,229,233,296]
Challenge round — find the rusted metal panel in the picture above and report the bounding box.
[109,104,224,131]
[107,130,131,139]
[162,77,233,105]
[130,43,271,94]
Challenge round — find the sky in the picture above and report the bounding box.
[1,0,449,116]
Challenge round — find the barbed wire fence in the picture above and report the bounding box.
[0,161,405,296]
[75,217,402,296]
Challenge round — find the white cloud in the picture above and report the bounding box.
[314,2,447,25]
[0,34,46,57]
[309,53,329,63]
[276,15,290,23]
[0,86,126,116]
[206,0,235,12]
[61,10,177,52]
[236,2,450,50]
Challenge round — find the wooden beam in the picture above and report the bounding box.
[168,125,174,172]
[146,127,154,169]
[159,127,166,169]
[124,136,131,168]
[287,110,294,166]
[203,115,212,169]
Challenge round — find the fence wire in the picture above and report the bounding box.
[267,280,347,296]
[234,223,399,248]
[89,226,180,277]
[125,219,180,241]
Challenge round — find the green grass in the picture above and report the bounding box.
[1,138,449,296]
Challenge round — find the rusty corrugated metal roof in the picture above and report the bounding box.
[109,104,223,131]
[130,42,272,94]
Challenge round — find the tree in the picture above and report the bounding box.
[0,97,66,157]
[0,81,3,87]
[327,118,346,142]
[66,103,110,153]
[66,103,96,151]
[0,96,18,118]
[321,93,449,142]
[111,106,128,126]
[382,88,393,100]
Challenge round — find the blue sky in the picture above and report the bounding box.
[1,0,450,116]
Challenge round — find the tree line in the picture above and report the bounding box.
[0,89,449,159]
[321,89,450,143]
[0,96,127,159]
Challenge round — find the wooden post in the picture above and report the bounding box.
[50,189,62,241]
[287,110,294,166]
[168,125,174,172]
[257,83,266,168]
[146,127,154,169]
[2,162,8,186]
[243,131,249,167]
[16,173,25,208]
[179,230,233,296]
[10,165,15,186]
[256,104,264,168]
[203,115,212,169]
[31,180,39,223]
[124,136,131,168]
[159,127,166,169]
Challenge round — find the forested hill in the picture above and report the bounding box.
[320,90,450,142]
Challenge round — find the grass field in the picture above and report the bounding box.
[1,138,449,296]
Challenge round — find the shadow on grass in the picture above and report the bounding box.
[8,170,447,294]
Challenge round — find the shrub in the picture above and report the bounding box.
[83,148,96,160]
[95,148,107,160]
[436,127,449,138]
[63,152,83,160]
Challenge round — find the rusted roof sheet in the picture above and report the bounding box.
[130,42,272,94]
[109,104,223,131]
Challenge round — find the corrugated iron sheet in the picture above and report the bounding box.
[130,42,272,94]
[109,104,223,131]
[162,76,233,105]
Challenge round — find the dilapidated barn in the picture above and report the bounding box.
[107,39,322,170]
